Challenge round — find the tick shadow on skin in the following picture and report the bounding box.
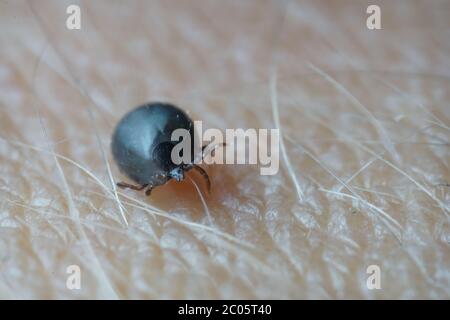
[125,163,240,222]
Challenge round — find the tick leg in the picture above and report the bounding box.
[190,164,211,194]
[145,185,154,196]
[117,182,148,191]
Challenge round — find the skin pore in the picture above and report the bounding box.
[0,0,449,299]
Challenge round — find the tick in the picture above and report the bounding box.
[111,102,212,196]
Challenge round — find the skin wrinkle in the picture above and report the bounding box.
[0,0,449,299]
[27,2,128,228]
[294,85,449,207]
[283,135,404,238]
[308,63,402,164]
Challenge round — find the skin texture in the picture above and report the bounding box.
[0,0,449,299]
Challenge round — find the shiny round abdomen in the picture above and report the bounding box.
[111,103,195,185]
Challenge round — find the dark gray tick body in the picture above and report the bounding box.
[111,102,211,196]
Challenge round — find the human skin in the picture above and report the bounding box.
[0,0,449,299]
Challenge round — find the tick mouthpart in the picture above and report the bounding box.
[169,167,185,182]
